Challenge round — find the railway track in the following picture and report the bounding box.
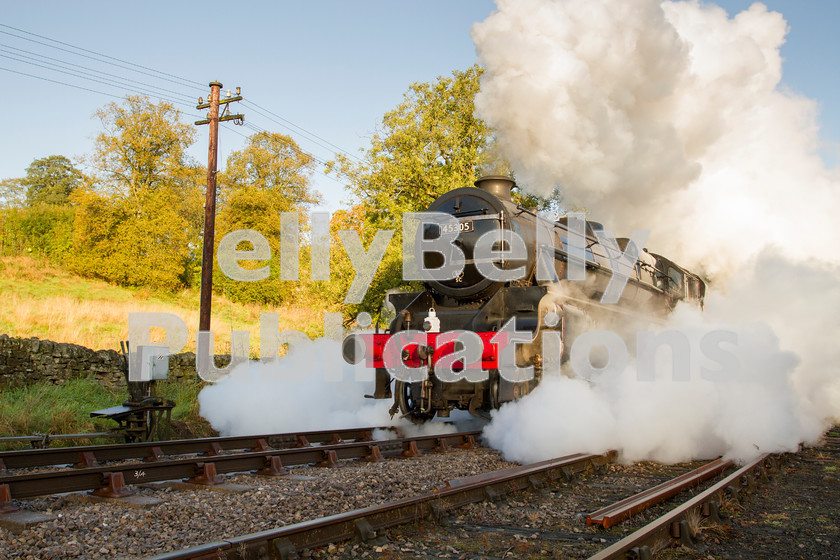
[586,454,780,560]
[175,450,818,560]
[2,430,836,559]
[141,452,755,560]
[0,432,122,450]
[143,452,614,560]
[356,439,835,560]
[0,428,509,558]
[585,457,733,529]
[0,428,480,507]
[0,426,395,471]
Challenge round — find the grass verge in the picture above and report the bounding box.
[0,377,119,437]
[0,376,216,448]
[0,255,326,354]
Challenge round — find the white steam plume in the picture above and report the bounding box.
[474,0,840,464]
[198,339,390,435]
[198,338,460,437]
[485,252,840,464]
[473,0,839,276]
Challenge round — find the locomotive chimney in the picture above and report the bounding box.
[474,175,515,201]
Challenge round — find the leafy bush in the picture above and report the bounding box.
[0,205,75,262]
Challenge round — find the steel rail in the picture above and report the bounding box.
[586,453,778,560]
[0,431,482,501]
[0,432,120,447]
[0,426,394,470]
[142,452,614,560]
[586,458,733,528]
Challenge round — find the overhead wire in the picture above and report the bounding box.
[242,100,362,163]
[2,23,358,190]
[0,43,197,104]
[0,23,203,89]
[234,120,345,185]
[241,120,330,166]
[1,23,356,165]
[0,26,204,112]
[242,102,344,163]
[0,52,195,108]
[239,101,358,184]
[0,65,127,100]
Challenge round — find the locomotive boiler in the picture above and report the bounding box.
[344,176,705,422]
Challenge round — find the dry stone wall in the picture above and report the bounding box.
[0,335,201,387]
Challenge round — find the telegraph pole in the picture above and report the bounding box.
[195,81,244,332]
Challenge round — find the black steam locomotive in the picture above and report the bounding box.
[345,176,705,422]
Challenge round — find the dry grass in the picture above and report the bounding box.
[0,256,325,355]
[684,508,704,536]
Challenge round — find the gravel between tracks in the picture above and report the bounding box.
[0,447,515,559]
[326,443,840,560]
[3,442,838,560]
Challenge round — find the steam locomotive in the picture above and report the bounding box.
[344,176,705,422]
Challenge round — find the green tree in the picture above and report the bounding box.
[22,155,83,206]
[221,131,320,211]
[329,65,488,228]
[70,96,203,290]
[214,132,321,305]
[0,204,76,261]
[0,156,79,260]
[324,65,491,316]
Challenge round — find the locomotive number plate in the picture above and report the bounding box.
[440,220,474,234]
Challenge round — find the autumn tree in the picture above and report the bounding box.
[330,65,488,228]
[322,65,493,315]
[86,96,196,200]
[222,131,320,210]
[70,96,204,290]
[214,132,320,304]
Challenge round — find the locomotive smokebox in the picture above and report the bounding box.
[474,175,515,201]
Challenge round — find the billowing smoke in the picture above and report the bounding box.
[198,338,388,435]
[485,252,840,464]
[473,0,839,276]
[474,0,840,463]
[198,338,461,437]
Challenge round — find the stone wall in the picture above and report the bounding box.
[0,335,200,387]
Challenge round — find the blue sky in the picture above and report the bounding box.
[1,1,837,213]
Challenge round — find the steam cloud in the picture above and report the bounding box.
[198,338,462,437]
[474,0,840,463]
[198,339,387,435]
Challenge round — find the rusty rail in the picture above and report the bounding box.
[586,453,780,560]
[586,457,733,528]
[142,452,614,560]
[0,426,395,470]
[0,431,481,503]
[0,432,121,449]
